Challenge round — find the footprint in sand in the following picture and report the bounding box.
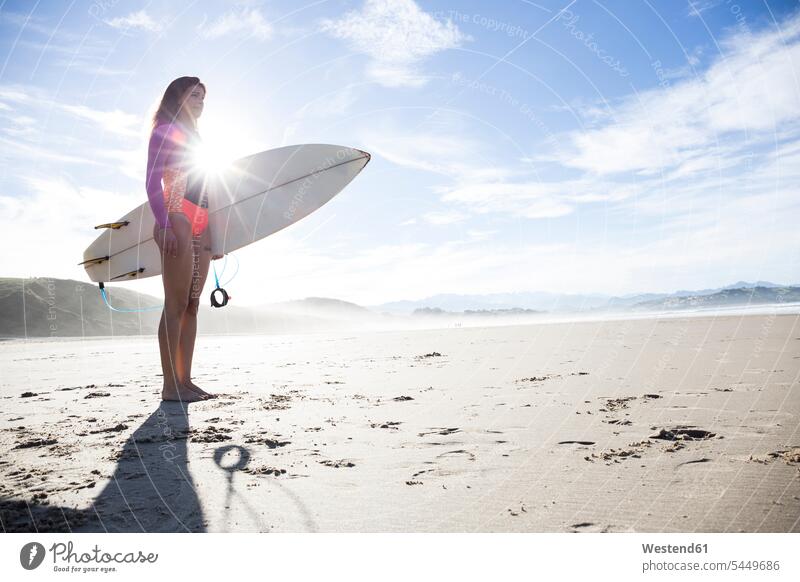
[90,423,128,433]
[676,458,712,467]
[649,427,716,441]
[416,352,443,359]
[190,426,233,443]
[319,459,355,468]
[418,427,460,437]
[370,421,402,430]
[599,396,636,412]
[14,438,58,449]
[243,435,290,448]
[244,466,287,476]
[409,449,476,482]
[437,449,476,461]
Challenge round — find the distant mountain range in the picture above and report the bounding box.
[0,277,797,338]
[627,286,800,311]
[372,281,799,314]
[374,291,612,313]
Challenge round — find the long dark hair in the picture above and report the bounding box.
[151,76,205,135]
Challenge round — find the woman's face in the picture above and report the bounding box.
[182,84,205,119]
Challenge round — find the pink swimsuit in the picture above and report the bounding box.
[145,121,208,236]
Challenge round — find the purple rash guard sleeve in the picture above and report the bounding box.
[145,124,180,229]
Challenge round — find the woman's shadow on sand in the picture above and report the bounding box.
[72,401,205,532]
[1,403,206,533]
[2,400,319,533]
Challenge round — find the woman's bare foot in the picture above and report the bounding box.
[161,384,206,402]
[184,380,217,399]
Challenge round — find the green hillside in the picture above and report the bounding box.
[0,278,162,338]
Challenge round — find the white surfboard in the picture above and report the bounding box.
[81,144,370,283]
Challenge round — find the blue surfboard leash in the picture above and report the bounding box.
[99,282,163,313]
[99,253,238,312]
[210,252,238,308]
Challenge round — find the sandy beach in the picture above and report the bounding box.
[1,312,798,533]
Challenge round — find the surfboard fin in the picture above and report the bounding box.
[78,255,110,267]
[111,267,145,281]
[94,221,130,230]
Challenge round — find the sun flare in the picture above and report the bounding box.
[190,115,254,176]
[191,138,236,176]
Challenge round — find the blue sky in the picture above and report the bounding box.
[1,0,799,305]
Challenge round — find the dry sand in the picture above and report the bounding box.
[1,312,798,532]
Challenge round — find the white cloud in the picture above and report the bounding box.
[60,104,141,137]
[361,125,511,182]
[1,114,36,138]
[95,146,147,181]
[422,210,469,225]
[199,8,272,41]
[219,207,800,304]
[0,84,142,139]
[360,119,648,221]
[553,13,800,176]
[294,84,359,120]
[0,11,117,78]
[354,8,800,299]
[0,175,136,280]
[321,0,467,87]
[0,87,33,104]
[105,10,164,34]
[439,182,575,219]
[466,229,495,241]
[0,135,104,166]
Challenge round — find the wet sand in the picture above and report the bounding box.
[1,312,798,532]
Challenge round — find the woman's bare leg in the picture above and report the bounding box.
[156,214,204,403]
[176,227,216,398]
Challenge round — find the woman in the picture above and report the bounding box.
[146,76,221,402]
